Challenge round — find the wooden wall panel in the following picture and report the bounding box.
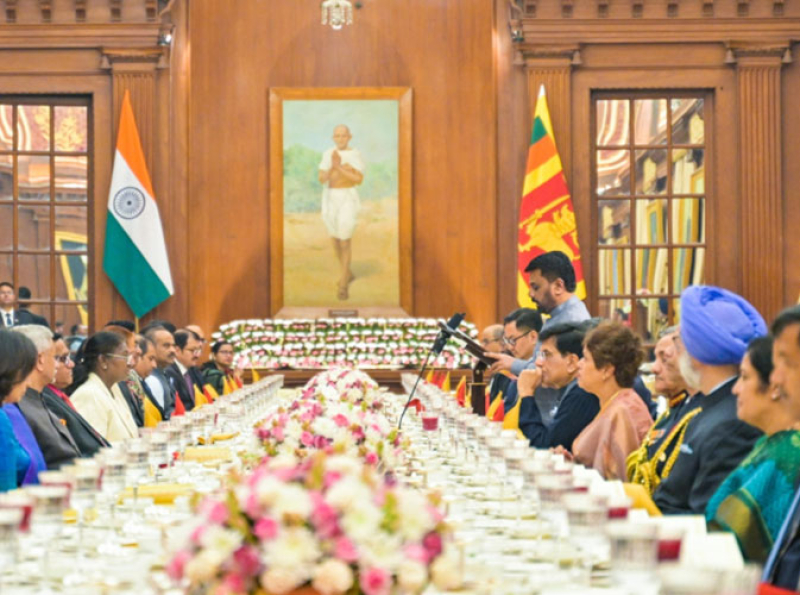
[187,0,499,334]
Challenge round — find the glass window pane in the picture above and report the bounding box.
[673,247,706,293]
[55,303,89,347]
[634,99,667,145]
[0,253,11,284]
[672,198,705,244]
[55,156,88,202]
[0,204,12,250]
[0,154,11,201]
[597,298,633,326]
[599,200,630,245]
[18,253,50,299]
[596,99,630,146]
[55,207,88,246]
[673,297,683,328]
[18,155,50,201]
[635,149,668,195]
[56,253,89,302]
[671,98,704,145]
[632,297,670,344]
[0,105,12,151]
[599,248,631,296]
[597,149,630,195]
[17,105,50,152]
[636,248,669,294]
[17,204,50,251]
[54,106,88,153]
[672,149,704,194]
[635,199,668,244]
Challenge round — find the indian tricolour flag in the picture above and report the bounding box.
[103,90,173,318]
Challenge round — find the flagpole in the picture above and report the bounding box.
[134,316,139,333]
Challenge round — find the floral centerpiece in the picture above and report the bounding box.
[168,453,461,595]
[256,369,404,469]
[213,317,478,371]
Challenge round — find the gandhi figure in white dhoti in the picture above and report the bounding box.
[318,125,365,300]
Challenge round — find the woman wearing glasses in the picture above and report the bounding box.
[67,331,139,443]
[201,340,241,396]
[0,329,47,489]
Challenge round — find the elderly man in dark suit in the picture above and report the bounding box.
[41,333,109,456]
[11,325,81,469]
[652,286,764,515]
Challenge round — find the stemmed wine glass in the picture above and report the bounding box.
[25,484,69,591]
[61,462,101,586]
[0,508,22,592]
[147,431,169,483]
[125,439,149,514]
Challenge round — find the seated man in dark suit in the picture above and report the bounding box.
[42,333,110,456]
[11,325,81,469]
[166,329,202,412]
[653,285,764,515]
[517,322,600,450]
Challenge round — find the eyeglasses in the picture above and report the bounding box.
[217,350,234,356]
[105,352,131,361]
[503,329,533,347]
[55,354,71,364]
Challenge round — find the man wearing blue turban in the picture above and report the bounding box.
[652,285,764,515]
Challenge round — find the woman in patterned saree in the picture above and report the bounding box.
[706,336,800,563]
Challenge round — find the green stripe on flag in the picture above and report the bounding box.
[103,213,171,318]
[531,117,548,144]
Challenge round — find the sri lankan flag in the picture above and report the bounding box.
[517,85,585,307]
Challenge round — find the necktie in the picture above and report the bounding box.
[184,371,193,396]
[4,312,11,327]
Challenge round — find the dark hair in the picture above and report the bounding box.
[772,305,800,347]
[0,281,14,291]
[174,329,191,350]
[539,322,586,358]
[0,329,38,402]
[66,331,125,395]
[211,340,232,355]
[503,308,543,333]
[524,251,577,292]
[584,321,644,388]
[70,323,80,335]
[142,319,176,335]
[137,335,154,355]
[105,320,136,332]
[17,286,31,300]
[746,336,774,389]
[52,333,63,342]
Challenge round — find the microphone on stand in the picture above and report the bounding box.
[398,312,465,429]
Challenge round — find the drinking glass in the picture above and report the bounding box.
[25,484,69,588]
[607,521,659,592]
[0,509,22,591]
[147,431,169,482]
[62,463,101,585]
[125,440,150,510]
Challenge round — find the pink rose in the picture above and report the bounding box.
[333,414,349,428]
[253,516,279,540]
[361,567,391,595]
[422,532,443,562]
[313,435,330,449]
[323,471,342,489]
[364,452,379,466]
[311,496,340,539]
[233,545,262,577]
[301,431,315,447]
[244,492,260,517]
[272,426,285,441]
[201,500,230,524]
[189,524,207,544]
[404,543,428,564]
[334,536,358,563]
[220,572,246,594]
[166,549,191,580]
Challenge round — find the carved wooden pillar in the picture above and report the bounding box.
[522,46,577,182]
[733,44,787,319]
[101,48,166,167]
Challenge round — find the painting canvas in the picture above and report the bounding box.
[269,88,412,317]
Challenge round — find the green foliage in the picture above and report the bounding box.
[283,144,398,214]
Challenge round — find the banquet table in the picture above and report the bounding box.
[0,372,760,595]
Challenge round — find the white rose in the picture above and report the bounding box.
[264,526,321,569]
[272,483,313,519]
[255,475,284,506]
[396,490,436,542]
[199,526,242,564]
[324,456,364,480]
[261,566,305,595]
[359,533,403,570]
[325,477,372,512]
[340,502,383,543]
[397,560,428,593]
[184,550,221,583]
[311,559,354,595]
[312,417,338,439]
[431,549,462,591]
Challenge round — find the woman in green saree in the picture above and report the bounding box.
[706,336,800,563]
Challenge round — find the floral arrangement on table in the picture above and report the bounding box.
[256,369,404,469]
[168,453,461,595]
[213,317,478,370]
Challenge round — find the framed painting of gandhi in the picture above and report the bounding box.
[268,87,413,318]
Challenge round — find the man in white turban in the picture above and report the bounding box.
[318,125,364,301]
